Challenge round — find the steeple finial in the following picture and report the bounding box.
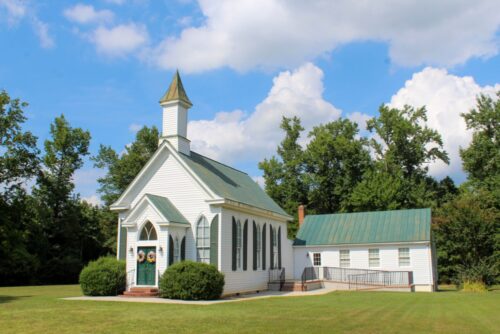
[159,70,192,107]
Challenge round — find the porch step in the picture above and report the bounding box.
[121,287,159,298]
[280,282,303,292]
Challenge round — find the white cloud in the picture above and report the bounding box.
[129,123,142,133]
[103,0,125,5]
[0,0,26,25]
[64,4,114,24]
[389,67,500,179]
[151,0,500,73]
[188,62,341,164]
[32,17,54,48]
[252,175,265,189]
[81,195,102,206]
[91,23,149,56]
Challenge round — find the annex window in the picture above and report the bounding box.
[340,250,350,268]
[174,237,180,263]
[369,249,380,267]
[399,248,410,267]
[236,220,242,269]
[256,224,261,269]
[313,253,321,266]
[196,216,210,263]
[139,221,157,241]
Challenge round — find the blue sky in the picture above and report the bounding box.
[0,0,499,204]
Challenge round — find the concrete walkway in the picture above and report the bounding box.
[63,286,338,305]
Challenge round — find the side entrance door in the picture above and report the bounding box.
[137,246,156,285]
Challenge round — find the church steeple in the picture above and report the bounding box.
[159,71,192,155]
[159,70,192,107]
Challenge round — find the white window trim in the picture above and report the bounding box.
[256,224,261,270]
[399,247,411,267]
[236,220,242,269]
[196,216,210,264]
[313,252,321,267]
[339,249,350,268]
[368,248,380,268]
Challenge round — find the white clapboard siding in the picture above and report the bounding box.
[293,243,434,287]
[220,207,292,295]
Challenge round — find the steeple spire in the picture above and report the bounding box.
[159,70,192,107]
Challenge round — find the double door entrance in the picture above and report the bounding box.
[137,246,156,286]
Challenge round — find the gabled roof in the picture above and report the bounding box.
[145,194,189,225]
[179,151,289,217]
[294,208,431,246]
[159,70,192,107]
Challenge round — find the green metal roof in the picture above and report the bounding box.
[159,70,192,107]
[179,151,289,217]
[294,208,431,246]
[145,193,189,225]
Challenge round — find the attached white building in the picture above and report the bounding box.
[293,207,437,292]
[111,72,436,296]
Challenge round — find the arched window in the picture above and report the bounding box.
[174,237,180,263]
[139,222,157,240]
[236,220,242,269]
[196,216,210,263]
[256,224,261,269]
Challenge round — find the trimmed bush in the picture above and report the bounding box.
[79,257,126,296]
[159,261,224,300]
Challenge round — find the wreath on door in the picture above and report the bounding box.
[147,251,156,263]
[137,250,146,263]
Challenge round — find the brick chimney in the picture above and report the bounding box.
[298,204,306,227]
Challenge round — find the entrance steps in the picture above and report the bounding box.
[122,287,159,297]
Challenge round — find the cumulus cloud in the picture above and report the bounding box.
[91,23,149,56]
[63,4,114,24]
[389,67,500,179]
[81,195,102,206]
[188,62,341,164]
[151,0,500,73]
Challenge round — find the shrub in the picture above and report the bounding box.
[462,281,487,292]
[159,261,224,300]
[79,257,126,296]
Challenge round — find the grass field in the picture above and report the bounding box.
[0,285,499,334]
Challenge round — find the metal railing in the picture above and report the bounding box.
[269,267,286,290]
[301,266,320,290]
[322,267,413,290]
[126,269,135,291]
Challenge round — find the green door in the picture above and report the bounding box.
[137,246,156,286]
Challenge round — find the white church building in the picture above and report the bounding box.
[111,72,436,296]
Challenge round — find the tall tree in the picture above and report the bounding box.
[34,115,91,283]
[305,118,371,213]
[350,105,449,211]
[259,117,308,236]
[0,91,40,285]
[460,91,500,197]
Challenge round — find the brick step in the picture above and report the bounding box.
[281,283,303,291]
[122,291,159,297]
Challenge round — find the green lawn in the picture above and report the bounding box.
[0,285,499,334]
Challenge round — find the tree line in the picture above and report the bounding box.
[0,89,498,286]
[259,94,499,285]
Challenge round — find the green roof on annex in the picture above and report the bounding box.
[179,151,289,217]
[294,208,431,246]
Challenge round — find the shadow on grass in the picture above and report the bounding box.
[0,295,32,304]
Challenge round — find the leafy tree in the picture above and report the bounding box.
[305,118,371,213]
[350,105,449,211]
[259,117,308,236]
[460,91,500,197]
[0,90,39,193]
[0,91,40,286]
[33,115,92,283]
[433,189,499,285]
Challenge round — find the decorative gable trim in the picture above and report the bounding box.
[111,140,219,210]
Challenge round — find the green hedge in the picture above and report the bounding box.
[79,257,126,296]
[159,261,224,300]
